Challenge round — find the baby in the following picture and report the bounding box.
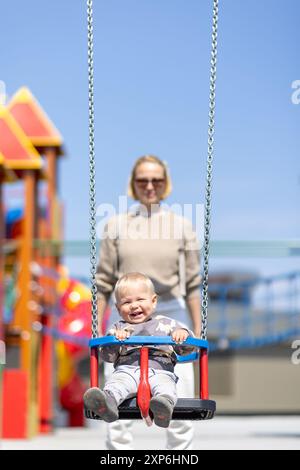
[83,272,196,428]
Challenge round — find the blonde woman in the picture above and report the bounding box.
[96,155,201,450]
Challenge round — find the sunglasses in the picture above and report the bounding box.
[134,178,165,188]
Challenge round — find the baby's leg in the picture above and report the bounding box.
[148,370,177,428]
[104,366,138,406]
[83,366,138,423]
[149,369,177,405]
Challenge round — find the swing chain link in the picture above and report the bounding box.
[201,0,219,341]
[87,0,98,339]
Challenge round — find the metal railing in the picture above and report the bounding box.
[3,239,300,257]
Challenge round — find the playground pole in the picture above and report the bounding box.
[15,169,38,437]
[38,147,58,433]
[19,171,36,369]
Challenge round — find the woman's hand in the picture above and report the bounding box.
[115,329,130,341]
[172,328,189,343]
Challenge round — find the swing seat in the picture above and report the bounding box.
[85,398,215,421]
[86,336,216,422]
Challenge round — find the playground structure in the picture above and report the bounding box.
[0,87,94,438]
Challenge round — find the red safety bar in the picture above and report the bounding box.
[90,347,99,388]
[137,347,152,425]
[200,348,209,400]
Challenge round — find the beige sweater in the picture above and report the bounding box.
[96,207,201,303]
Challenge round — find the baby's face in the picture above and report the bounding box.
[116,283,157,324]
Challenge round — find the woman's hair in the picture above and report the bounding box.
[114,272,155,303]
[127,154,172,200]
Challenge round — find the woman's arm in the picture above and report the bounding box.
[183,219,202,337]
[95,217,119,332]
[97,297,108,335]
[186,296,201,338]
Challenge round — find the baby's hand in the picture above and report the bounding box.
[172,328,188,344]
[115,329,130,341]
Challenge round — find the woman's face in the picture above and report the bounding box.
[133,162,166,207]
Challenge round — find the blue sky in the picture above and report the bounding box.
[1,0,299,277]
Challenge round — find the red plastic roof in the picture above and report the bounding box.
[8,87,63,148]
[0,105,42,170]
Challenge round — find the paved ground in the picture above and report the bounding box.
[1,416,300,450]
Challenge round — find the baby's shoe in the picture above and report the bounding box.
[149,395,174,428]
[83,388,118,422]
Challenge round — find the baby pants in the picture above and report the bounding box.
[103,365,178,406]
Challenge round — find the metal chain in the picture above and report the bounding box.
[86,0,217,340]
[87,0,98,338]
[201,0,219,341]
